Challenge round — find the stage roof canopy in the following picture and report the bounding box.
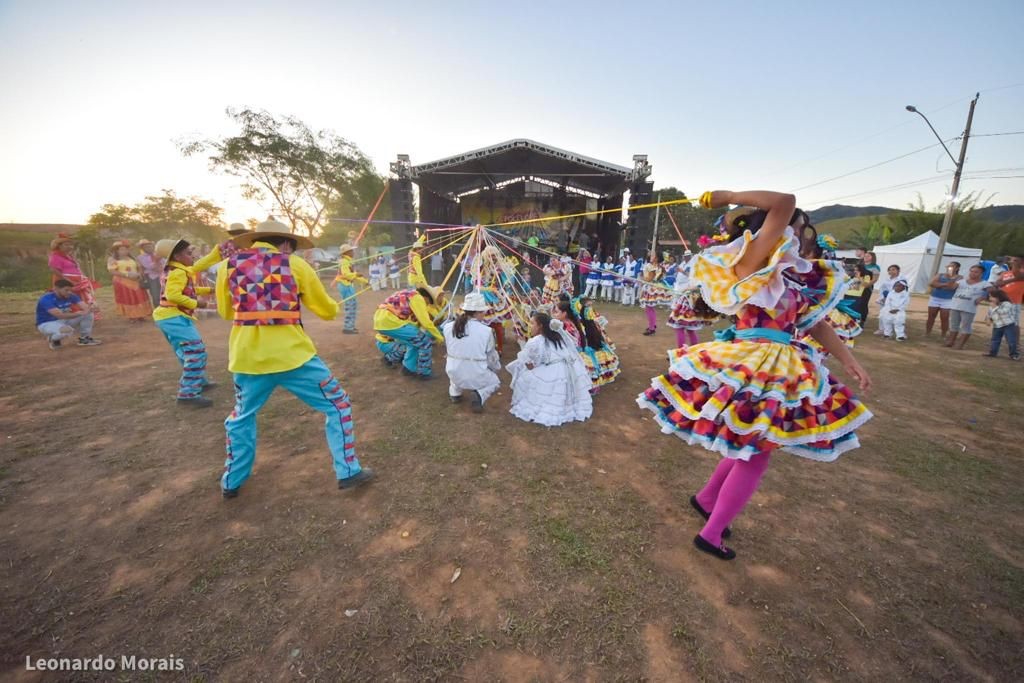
[405,139,635,199]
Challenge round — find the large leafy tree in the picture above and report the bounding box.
[180,108,378,237]
[653,186,727,249]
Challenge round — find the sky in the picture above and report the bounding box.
[1,0,1022,225]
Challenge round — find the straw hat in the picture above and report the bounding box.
[226,222,250,237]
[421,284,446,305]
[339,243,356,255]
[137,239,154,249]
[231,217,313,250]
[461,292,489,312]
[154,238,188,261]
[50,233,74,251]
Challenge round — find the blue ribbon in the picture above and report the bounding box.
[714,325,793,344]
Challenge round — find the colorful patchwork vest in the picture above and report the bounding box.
[228,248,302,326]
[382,289,416,320]
[159,263,198,317]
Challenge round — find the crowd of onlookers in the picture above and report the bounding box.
[860,251,1021,360]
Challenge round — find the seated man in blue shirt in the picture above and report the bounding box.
[36,279,101,350]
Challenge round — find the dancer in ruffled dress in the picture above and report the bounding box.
[639,254,673,335]
[507,313,593,427]
[638,190,873,561]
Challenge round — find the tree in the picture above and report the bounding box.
[653,187,727,250]
[180,108,379,237]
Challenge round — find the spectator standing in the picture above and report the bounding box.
[926,262,962,337]
[946,265,989,349]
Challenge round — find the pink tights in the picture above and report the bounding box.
[675,328,698,348]
[645,306,657,330]
[694,451,773,546]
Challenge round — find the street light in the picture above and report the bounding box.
[905,105,958,167]
[905,94,980,279]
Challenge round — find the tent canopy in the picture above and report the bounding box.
[872,231,983,294]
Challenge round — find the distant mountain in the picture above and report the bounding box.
[974,205,1024,223]
[807,205,905,222]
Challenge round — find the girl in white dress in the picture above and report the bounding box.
[507,312,593,427]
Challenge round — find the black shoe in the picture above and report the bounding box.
[48,338,62,350]
[177,396,213,408]
[470,390,484,413]
[77,336,102,346]
[342,329,358,335]
[449,394,463,403]
[642,328,655,336]
[338,468,375,490]
[222,487,239,499]
[201,382,218,392]
[689,496,731,538]
[382,357,397,369]
[693,534,736,560]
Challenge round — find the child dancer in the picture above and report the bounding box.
[368,256,383,291]
[668,288,718,349]
[879,277,909,341]
[388,254,401,289]
[613,257,626,303]
[622,250,639,306]
[507,312,593,426]
[638,190,872,561]
[334,244,369,334]
[577,299,621,391]
[583,256,602,298]
[639,254,671,335]
[153,238,229,408]
[442,292,502,412]
[600,256,616,301]
[983,289,1020,360]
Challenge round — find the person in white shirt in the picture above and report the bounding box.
[879,277,910,340]
[946,264,991,349]
[368,257,383,291]
[622,250,639,306]
[873,264,901,335]
[442,291,501,412]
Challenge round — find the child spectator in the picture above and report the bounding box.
[879,277,909,341]
[983,289,1020,360]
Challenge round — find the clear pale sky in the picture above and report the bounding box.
[1,0,1022,225]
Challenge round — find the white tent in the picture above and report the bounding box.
[872,231,983,294]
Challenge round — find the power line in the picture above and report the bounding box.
[804,175,946,206]
[764,95,974,177]
[970,131,1024,138]
[789,141,953,192]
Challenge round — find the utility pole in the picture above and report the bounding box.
[930,93,980,278]
[651,192,661,259]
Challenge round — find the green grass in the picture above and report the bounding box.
[542,517,607,570]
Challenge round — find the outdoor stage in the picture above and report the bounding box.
[389,139,656,260]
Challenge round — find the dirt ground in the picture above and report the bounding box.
[1,286,1022,682]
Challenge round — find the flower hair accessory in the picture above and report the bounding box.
[550,318,564,332]
[817,234,838,250]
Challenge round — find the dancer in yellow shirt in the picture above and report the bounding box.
[215,219,374,498]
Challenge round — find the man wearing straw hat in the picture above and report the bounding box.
[216,218,373,498]
[373,283,447,379]
[333,243,368,334]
